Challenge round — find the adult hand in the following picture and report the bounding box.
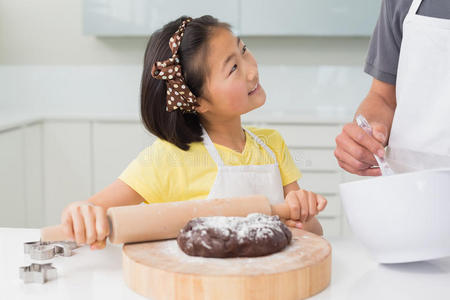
[334,121,388,176]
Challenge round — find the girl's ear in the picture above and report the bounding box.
[194,96,210,114]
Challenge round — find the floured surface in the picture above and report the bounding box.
[123,228,331,276]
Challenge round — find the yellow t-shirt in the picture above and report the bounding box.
[119,126,302,204]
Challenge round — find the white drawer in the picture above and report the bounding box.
[92,122,157,193]
[271,124,341,148]
[299,172,341,194]
[341,171,376,183]
[290,148,338,171]
[320,195,341,217]
[317,216,341,238]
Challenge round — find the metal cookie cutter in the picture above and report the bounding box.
[19,263,57,284]
[24,241,78,260]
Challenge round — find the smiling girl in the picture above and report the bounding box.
[60,16,327,249]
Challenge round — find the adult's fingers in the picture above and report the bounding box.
[336,128,378,166]
[334,147,373,171]
[371,123,388,145]
[342,123,385,158]
[338,159,382,176]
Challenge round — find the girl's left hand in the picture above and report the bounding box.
[284,189,327,229]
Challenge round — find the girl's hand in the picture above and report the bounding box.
[61,200,110,250]
[283,190,327,229]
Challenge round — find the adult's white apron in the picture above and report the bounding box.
[380,0,450,263]
[202,127,285,205]
[388,0,450,166]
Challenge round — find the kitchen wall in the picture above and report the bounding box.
[0,0,373,116]
[0,0,375,235]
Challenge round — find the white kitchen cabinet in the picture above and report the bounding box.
[240,0,381,36]
[244,121,343,237]
[0,117,349,237]
[23,123,44,228]
[84,0,380,37]
[92,121,156,193]
[0,128,25,227]
[276,123,342,237]
[320,195,341,217]
[318,216,341,238]
[290,148,338,171]
[43,121,92,225]
[270,124,341,148]
[299,172,340,194]
[83,0,240,36]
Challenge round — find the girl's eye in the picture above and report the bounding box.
[230,64,237,75]
[229,45,246,75]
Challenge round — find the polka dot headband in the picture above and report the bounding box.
[151,18,199,113]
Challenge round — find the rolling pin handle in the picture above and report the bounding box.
[40,225,108,248]
[40,225,71,242]
[270,202,291,220]
[41,215,113,244]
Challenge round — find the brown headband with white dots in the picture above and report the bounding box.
[151,18,199,113]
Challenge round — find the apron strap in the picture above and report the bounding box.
[202,127,225,167]
[408,0,423,17]
[202,126,278,166]
[243,128,278,164]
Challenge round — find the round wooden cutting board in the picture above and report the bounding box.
[122,228,331,300]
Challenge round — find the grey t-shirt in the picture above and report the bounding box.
[365,0,450,85]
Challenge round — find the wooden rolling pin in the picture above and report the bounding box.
[40,195,292,244]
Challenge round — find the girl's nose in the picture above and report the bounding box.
[246,65,258,82]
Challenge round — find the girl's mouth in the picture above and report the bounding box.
[248,83,259,95]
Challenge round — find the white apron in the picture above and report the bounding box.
[202,127,285,205]
[388,0,450,162]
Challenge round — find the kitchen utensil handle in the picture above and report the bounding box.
[41,225,71,242]
[41,195,272,244]
[270,202,291,219]
[41,202,293,241]
[355,114,394,176]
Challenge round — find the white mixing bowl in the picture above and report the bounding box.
[340,168,450,264]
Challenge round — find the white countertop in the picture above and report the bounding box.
[2,228,449,300]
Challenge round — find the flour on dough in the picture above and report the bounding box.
[177,213,292,258]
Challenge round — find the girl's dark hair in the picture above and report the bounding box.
[141,15,230,151]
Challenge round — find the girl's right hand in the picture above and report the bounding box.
[61,200,110,250]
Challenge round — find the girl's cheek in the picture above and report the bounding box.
[212,78,248,113]
[232,77,248,96]
[229,83,248,105]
